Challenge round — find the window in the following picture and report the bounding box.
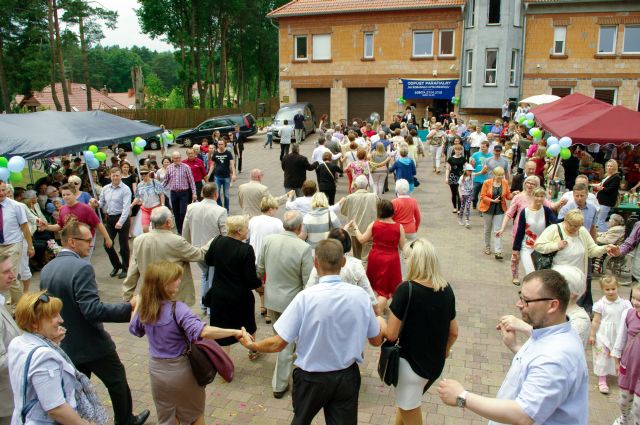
[598,26,617,54]
[439,30,454,56]
[514,0,522,26]
[485,49,497,85]
[465,50,473,86]
[412,31,434,57]
[510,49,519,86]
[312,34,331,60]
[488,0,501,24]
[294,35,308,60]
[553,27,566,55]
[467,0,475,27]
[551,87,572,98]
[363,32,374,58]
[623,25,640,53]
[594,88,617,105]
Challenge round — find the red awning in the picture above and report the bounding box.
[532,93,640,145]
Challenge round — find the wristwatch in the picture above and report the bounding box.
[456,390,468,408]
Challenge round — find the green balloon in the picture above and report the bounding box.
[95,152,107,162]
[526,119,535,128]
[9,171,22,183]
[546,150,554,158]
[560,148,571,160]
[166,133,174,141]
[518,116,526,124]
[0,157,7,168]
[133,146,143,155]
[88,145,98,153]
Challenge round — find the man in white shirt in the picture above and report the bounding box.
[467,125,488,156]
[279,119,294,161]
[311,137,342,164]
[560,174,599,208]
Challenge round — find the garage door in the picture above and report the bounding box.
[297,89,330,121]
[348,88,385,122]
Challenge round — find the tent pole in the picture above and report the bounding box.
[27,160,34,184]
[85,163,103,222]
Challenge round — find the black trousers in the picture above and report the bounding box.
[577,259,594,314]
[235,150,243,172]
[280,143,290,161]
[449,184,461,209]
[170,190,191,234]
[321,187,336,205]
[291,363,360,425]
[104,214,131,271]
[195,180,204,201]
[76,350,133,425]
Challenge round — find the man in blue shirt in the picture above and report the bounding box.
[438,269,588,425]
[238,239,384,424]
[293,111,305,144]
[469,140,492,210]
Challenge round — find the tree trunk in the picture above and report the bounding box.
[190,0,206,109]
[256,73,262,101]
[52,0,70,111]
[0,36,11,113]
[79,16,92,110]
[216,14,227,108]
[179,42,191,108]
[46,0,62,111]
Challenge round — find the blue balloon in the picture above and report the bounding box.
[136,139,147,149]
[547,144,562,157]
[547,136,559,145]
[525,112,535,121]
[559,137,572,148]
[0,167,9,181]
[83,151,95,162]
[88,158,100,170]
[7,156,25,173]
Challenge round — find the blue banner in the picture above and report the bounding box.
[402,79,458,100]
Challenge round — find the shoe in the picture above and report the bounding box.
[495,252,503,260]
[512,279,520,286]
[458,218,464,226]
[479,212,483,217]
[613,416,623,425]
[484,247,491,255]
[118,270,128,279]
[109,267,120,277]
[465,221,470,229]
[452,209,458,213]
[273,385,289,399]
[130,409,150,425]
[265,314,272,324]
[599,383,610,394]
[260,307,267,316]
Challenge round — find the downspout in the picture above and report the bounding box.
[269,16,281,105]
[519,2,528,101]
[458,4,466,113]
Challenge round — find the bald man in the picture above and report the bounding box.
[238,169,289,218]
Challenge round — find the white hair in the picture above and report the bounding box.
[551,265,586,298]
[354,175,369,189]
[395,179,410,196]
[150,206,173,227]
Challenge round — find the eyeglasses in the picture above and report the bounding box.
[72,237,93,243]
[518,291,554,307]
[34,292,51,309]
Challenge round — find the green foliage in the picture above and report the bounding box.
[164,87,185,109]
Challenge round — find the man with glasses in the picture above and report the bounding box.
[438,269,588,424]
[40,220,150,425]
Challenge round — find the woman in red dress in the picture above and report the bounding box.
[351,199,406,312]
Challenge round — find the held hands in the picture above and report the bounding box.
[89,198,99,209]
[587,335,595,346]
[437,379,465,406]
[36,218,48,231]
[557,240,568,250]
[237,327,255,349]
[607,245,621,257]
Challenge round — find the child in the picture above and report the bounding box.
[589,275,632,394]
[612,283,640,424]
[458,163,474,228]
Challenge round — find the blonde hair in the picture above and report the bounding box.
[532,187,546,197]
[14,291,63,332]
[600,274,619,289]
[310,192,329,209]
[406,239,448,291]
[492,166,505,177]
[138,262,183,324]
[227,215,249,234]
[564,209,585,227]
[606,159,619,173]
[260,196,278,213]
[67,175,82,189]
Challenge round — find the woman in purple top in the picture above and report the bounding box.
[130,262,242,425]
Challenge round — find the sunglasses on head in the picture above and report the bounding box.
[34,292,51,309]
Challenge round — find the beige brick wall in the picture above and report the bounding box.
[330,81,347,125]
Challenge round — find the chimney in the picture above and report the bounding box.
[67,80,72,94]
[100,85,108,96]
[127,88,135,98]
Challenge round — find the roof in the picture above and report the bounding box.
[268,0,465,18]
[108,92,135,109]
[19,83,127,112]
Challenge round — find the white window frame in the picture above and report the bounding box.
[465,50,473,86]
[363,32,374,58]
[312,34,331,60]
[598,26,617,54]
[467,0,475,27]
[594,88,618,105]
[412,31,434,57]
[509,49,519,86]
[513,0,522,27]
[488,0,501,25]
[485,49,498,86]
[623,25,640,54]
[294,35,308,60]
[439,30,455,57]
[553,26,566,55]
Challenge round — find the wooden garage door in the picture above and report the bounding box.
[296,89,330,121]
[348,88,385,122]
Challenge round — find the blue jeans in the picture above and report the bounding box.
[472,181,484,209]
[595,205,611,232]
[264,133,273,147]
[215,176,230,212]
[197,262,214,314]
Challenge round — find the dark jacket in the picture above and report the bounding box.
[513,206,558,251]
[511,172,545,192]
[281,153,318,189]
[316,162,343,191]
[40,250,131,364]
[596,173,621,207]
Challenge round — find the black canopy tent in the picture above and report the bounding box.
[0,110,161,159]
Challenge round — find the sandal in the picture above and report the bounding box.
[484,247,491,255]
[260,307,267,316]
[598,383,610,394]
[248,350,260,361]
[512,279,521,286]
[265,314,272,324]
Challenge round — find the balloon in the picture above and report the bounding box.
[546,149,554,158]
[88,145,98,153]
[547,136,559,145]
[88,158,100,170]
[83,151,95,162]
[559,136,572,148]
[7,156,25,173]
[0,157,7,168]
[133,146,144,155]
[9,171,22,183]
[136,139,147,149]
[0,167,8,181]
[547,144,562,157]
[533,129,542,139]
[526,119,535,128]
[166,132,174,141]
[525,112,535,120]
[94,152,107,162]
[560,148,572,160]
[134,137,143,143]
[518,116,526,124]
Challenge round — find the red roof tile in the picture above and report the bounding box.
[268,0,465,18]
[22,83,128,112]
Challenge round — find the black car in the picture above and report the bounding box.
[175,113,257,147]
[117,120,174,151]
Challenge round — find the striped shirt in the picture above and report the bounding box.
[164,163,196,193]
[302,208,342,249]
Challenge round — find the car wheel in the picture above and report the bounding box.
[149,140,159,150]
[182,138,193,148]
[301,129,306,141]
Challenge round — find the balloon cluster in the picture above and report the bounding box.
[132,137,146,155]
[451,96,460,105]
[0,156,26,183]
[161,131,174,146]
[83,145,107,170]
[518,112,536,129]
[546,136,573,159]
[395,97,406,106]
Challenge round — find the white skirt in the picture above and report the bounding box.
[395,357,428,410]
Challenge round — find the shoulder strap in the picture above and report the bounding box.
[171,302,192,349]
[396,282,413,346]
[322,162,335,181]
[21,345,48,423]
[556,223,564,241]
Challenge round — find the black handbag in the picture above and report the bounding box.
[531,224,564,270]
[377,281,412,386]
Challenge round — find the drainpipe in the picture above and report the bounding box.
[519,2,528,101]
[458,4,466,114]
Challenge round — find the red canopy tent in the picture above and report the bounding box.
[532,93,640,145]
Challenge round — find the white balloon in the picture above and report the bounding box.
[0,167,9,181]
[7,156,25,173]
[547,136,559,145]
[559,137,572,148]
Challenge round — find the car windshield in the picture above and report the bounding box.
[274,107,302,123]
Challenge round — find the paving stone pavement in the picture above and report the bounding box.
[29,132,619,424]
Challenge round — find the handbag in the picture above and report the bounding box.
[171,302,234,386]
[531,224,564,270]
[377,281,413,386]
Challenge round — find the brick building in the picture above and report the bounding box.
[522,0,640,111]
[267,0,465,126]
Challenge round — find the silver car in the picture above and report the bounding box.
[272,103,316,142]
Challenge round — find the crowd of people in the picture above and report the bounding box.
[0,108,639,425]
